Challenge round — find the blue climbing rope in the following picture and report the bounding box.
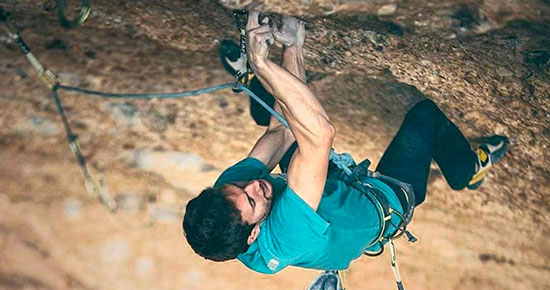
[56,82,356,167]
[55,82,234,99]
[55,82,292,130]
[236,84,289,128]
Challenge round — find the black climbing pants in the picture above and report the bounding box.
[375,99,477,206]
[277,99,477,207]
[249,77,276,126]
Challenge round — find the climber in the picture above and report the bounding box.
[182,11,508,276]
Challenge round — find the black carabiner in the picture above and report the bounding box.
[58,0,91,28]
[231,10,249,93]
[232,10,248,32]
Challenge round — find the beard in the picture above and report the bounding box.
[258,196,273,222]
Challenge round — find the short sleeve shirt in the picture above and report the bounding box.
[214,158,403,274]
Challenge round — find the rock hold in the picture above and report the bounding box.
[219,0,378,15]
[377,4,397,16]
[497,68,513,77]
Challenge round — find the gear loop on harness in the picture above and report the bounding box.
[58,0,91,28]
[328,151,417,289]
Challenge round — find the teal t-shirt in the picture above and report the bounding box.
[214,157,403,274]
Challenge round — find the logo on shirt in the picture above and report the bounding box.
[267,258,279,271]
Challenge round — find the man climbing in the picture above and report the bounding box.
[183,10,508,284]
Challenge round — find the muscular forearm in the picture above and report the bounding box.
[246,46,313,171]
[256,46,305,109]
[282,45,306,83]
[255,59,333,145]
[248,124,295,171]
[265,45,304,132]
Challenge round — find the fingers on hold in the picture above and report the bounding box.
[270,20,281,34]
[247,11,260,29]
[253,31,274,45]
[246,24,270,41]
[271,31,282,42]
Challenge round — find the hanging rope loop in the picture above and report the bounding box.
[58,0,91,28]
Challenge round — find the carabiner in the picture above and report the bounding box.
[231,10,250,93]
[232,10,248,33]
[389,239,406,290]
[58,0,91,28]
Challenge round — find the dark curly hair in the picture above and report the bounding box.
[183,186,254,261]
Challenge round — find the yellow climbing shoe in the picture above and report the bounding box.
[468,135,509,189]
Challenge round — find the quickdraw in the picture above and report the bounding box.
[0,8,115,211]
[0,9,58,88]
[58,0,91,28]
[231,10,254,92]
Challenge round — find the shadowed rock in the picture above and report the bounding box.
[218,0,550,33]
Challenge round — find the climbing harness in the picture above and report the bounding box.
[330,155,417,246]
[58,0,91,28]
[330,154,416,290]
[2,7,414,289]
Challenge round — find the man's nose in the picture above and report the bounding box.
[249,180,262,195]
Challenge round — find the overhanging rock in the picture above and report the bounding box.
[218,0,550,33]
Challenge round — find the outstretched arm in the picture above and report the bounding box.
[247,17,306,171]
[247,12,335,210]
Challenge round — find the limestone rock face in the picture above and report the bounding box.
[219,0,355,15]
[1,1,550,290]
[218,0,550,33]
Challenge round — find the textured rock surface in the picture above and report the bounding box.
[0,0,549,290]
[219,0,550,32]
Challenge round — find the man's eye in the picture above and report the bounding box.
[248,196,256,208]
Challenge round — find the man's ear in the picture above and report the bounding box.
[247,224,261,245]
